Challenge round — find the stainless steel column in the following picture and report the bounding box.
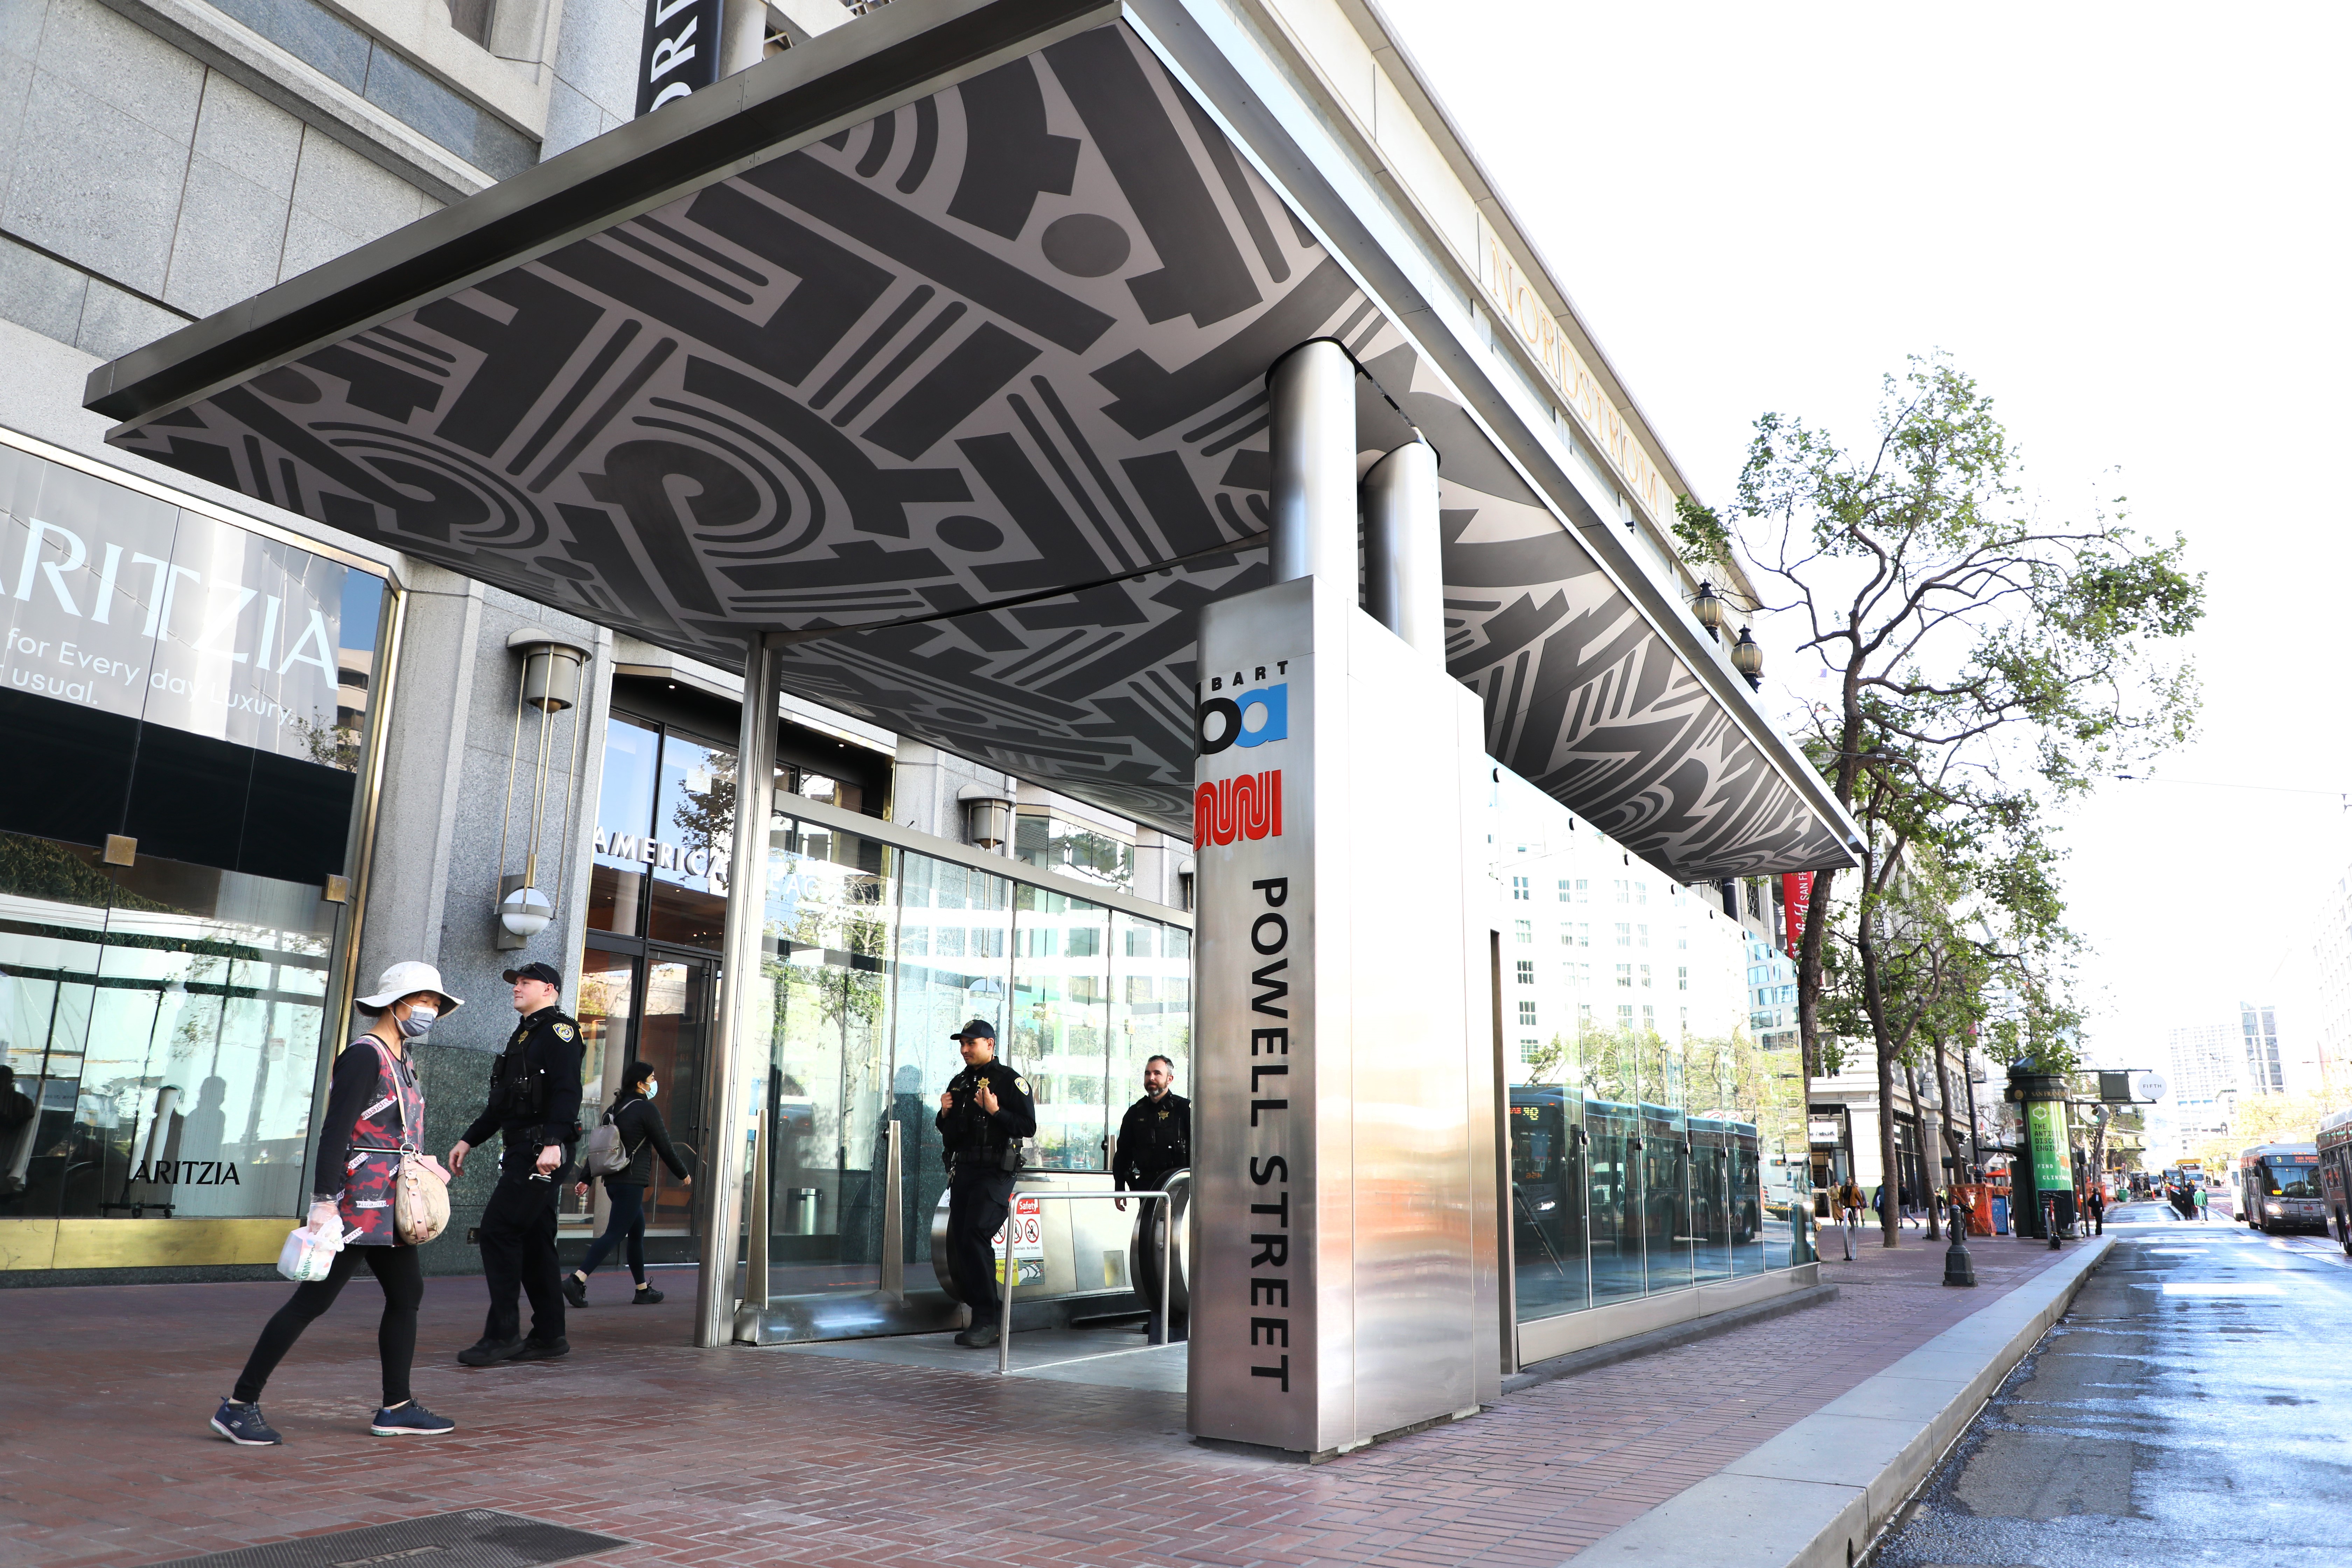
[694,633,780,1349]
[1267,340,1358,584]
[879,1119,904,1298]
[1362,436,1443,662]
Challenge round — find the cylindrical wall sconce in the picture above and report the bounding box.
[497,630,594,950]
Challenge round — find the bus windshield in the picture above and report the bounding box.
[2263,1160,2320,1198]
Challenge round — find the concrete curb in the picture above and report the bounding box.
[1568,1235,2116,1568]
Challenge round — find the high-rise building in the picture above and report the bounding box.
[2239,1002,2286,1096]
[2167,1023,2235,1136]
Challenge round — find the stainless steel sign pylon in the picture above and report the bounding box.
[1188,341,1499,1457]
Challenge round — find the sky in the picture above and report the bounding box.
[1376,1,2352,1071]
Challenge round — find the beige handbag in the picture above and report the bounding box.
[382,1052,450,1245]
[394,1150,450,1244]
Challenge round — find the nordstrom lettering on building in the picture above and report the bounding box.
[635,0,721,115]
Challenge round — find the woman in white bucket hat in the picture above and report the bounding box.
[211,961,464,1445]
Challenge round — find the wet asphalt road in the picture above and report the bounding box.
[1874,1197,2352,1567]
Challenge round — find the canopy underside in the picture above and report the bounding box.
[94,15,1848,877]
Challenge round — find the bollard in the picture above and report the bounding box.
[1942,1202,1977,1287]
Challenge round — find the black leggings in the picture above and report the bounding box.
[580,1180,647,1284]
[234,1242,421,1407]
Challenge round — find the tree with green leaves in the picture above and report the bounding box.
[1677,354,2203,1244]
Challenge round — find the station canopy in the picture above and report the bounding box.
[86,1,1852,878]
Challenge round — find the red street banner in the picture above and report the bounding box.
[1782,872,1814,961]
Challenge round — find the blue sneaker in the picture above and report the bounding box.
[370,1400,456,1436]
[211,1398,282,1445]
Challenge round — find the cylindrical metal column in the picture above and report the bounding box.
[694,634,781,1348]
[1267,340,1358,584]
[1362,435,1443,662]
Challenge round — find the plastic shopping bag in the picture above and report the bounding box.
[276,1220,344,1283]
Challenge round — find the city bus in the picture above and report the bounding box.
[2235,1143,2324,1234]
[2316,1109,2352,1253]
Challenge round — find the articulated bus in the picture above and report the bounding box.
[2236,1142,2324,1234]
[2316,1109,2352,1253]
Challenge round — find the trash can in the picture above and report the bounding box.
[789,1188,819,1234]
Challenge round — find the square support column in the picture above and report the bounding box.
[1187,573,1499,1456]
[694,634,782,1349]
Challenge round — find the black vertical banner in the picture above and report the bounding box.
[636,0,725,116]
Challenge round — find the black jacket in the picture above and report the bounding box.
[935,1058,1036,1173]
[593,1093,691,1187]
[460,1005,584,1157]
[1112,1092,1190,1190]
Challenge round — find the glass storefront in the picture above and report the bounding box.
[752,813,1189,1294]
[1493,766,1811,1327]
[0,437,388,1256]
[573,708,1190,1291]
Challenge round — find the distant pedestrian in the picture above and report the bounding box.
[212,962,462,1445]
[2087,1186,2106,1235]
[2195,1185,2209,1222]
[565,1060,692,1308]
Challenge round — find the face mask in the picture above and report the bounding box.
[396,1005,436,1041]
[643,1079,658,1100]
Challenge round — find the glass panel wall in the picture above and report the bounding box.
[1492,763,1811,1327]
[0,441,387,1240]
[747,813,1188,1295]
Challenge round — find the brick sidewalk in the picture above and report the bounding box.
[0,1216,2098,1568]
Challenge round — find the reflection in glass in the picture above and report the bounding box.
[564,950,636,1223]
[1012,886,1109,1170]
[1107,913,1189,1130]
[1640,1032,1691,1295]
[1013,810,1134,891]
[1511,1081,1590,1319]
[1584,1029,1642,1305]
[0,831,333,1223]
[888,851,1013,1268]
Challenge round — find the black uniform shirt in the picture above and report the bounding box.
[1113,1092,1191,1190]
[934,1058,1037,1172]
[461,1005,585,1155]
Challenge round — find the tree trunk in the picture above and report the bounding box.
[1855,910,1900,1248]
[1795,867,1835,1084]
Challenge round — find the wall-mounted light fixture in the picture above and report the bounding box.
[958,783,1015,850]
[497,630,593,950]
[1730,626,1764,690]
[1692,581,1725,641]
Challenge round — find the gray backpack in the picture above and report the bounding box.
[581,1105,641,1178]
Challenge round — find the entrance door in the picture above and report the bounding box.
[637,951,713,1232]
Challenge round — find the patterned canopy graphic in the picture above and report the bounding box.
[98,21,1849,876]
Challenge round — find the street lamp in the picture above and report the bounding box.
[1730,626,1764,690]
[1692,581,1725,641]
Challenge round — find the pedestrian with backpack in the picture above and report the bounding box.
[564,1060,691,1307]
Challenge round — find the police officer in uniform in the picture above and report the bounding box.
[936,1020,1035,1349]
[1113,1054,1189,1333]
[449,961,583,1365]
[1112,1054,1190,1196]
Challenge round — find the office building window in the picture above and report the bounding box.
[1617,1004,1634,1030]
[1635,882,1647,905]
[1516,919,1533,943]
[1519,1000,1538,1027]
[1579,1003,1594,1027]
[1616,922,1631,946]
[1520,1037,1541,1063]
[1643,1005,1656,1030]
[1517,960,1535,985]
[1637,923,1649,948]
[1616,964,1632,988]
[1678,966,1689,991]
[1513,875,1530,901]
[1639,964,1652,989]
[1615,878,1630,903]
[1558,879,1572,902]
